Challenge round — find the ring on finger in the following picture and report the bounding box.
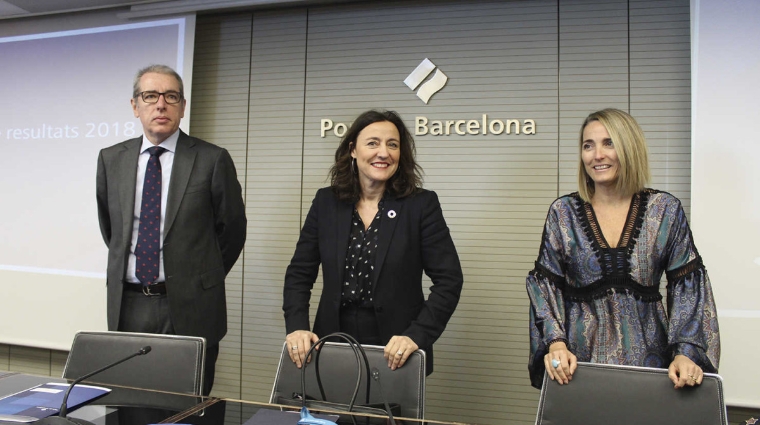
[291,346,298,351]
[551,359,560,368]
[396,350,403,356]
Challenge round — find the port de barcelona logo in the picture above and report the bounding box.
[319,58,536,138]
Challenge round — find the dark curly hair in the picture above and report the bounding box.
[329,110,422,203]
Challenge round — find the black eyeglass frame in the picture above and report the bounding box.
[135,91,184,104]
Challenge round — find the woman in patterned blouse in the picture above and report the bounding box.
[526,108,720,389]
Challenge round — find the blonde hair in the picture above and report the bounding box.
[577,108,650,202]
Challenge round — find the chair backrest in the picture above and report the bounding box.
[270,342,426,419]
[535,362,727,425]
[63,331,206,400]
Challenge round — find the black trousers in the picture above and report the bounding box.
[119,288,218,396]
[338,304,382,346]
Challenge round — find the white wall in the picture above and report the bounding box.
[692,0,760,408]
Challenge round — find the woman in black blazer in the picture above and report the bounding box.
[283,110,463,374]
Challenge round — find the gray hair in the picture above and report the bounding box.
[132,64,184,98]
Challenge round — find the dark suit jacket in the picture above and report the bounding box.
[283,187,463,373]
[96,131,246,345]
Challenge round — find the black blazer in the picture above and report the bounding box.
[96,131,247,345]
[283,187,463,373]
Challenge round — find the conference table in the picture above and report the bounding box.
[0,371,472,425]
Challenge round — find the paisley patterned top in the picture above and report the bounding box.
[526,189,720,388]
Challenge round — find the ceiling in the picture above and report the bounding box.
[0,0,355,20]
[0,0,154,18]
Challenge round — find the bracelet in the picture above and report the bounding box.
[546,337,568,348]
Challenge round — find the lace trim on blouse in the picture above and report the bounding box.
[530,190,664,302]
[666,256,705,282]
[573,190,651,277]
[559,276,662,302]
[530,260,662,302]
[529,262,564,285]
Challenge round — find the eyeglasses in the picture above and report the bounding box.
[136,91,183,104]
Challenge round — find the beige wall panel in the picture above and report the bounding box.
[192,14,252,398]
[629,0,691,211]
[240,9,308,401]
[8,346,52,376]
[0,345,9,370]
[558,0,629,197]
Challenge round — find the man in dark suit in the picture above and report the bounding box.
[96,65,246,395]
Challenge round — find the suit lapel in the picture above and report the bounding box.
[372,195,402,286]
[119,138,142,241]
[334,196,353,278]
[164,132,196,238]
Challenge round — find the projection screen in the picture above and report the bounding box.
[0,16,195,350]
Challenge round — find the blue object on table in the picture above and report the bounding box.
[298,406,338,425]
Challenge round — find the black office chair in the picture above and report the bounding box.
[535,362,727,425]
[62,331,206,410]
[270,341,426,419]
